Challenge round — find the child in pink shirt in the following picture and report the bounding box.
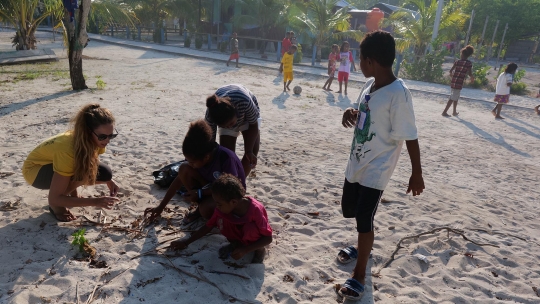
[171,173,272,263]
[323,44,339,91]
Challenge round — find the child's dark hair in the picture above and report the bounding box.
[206,94,236,125]
[340,41,349,51]
[289,45,298,50]
[182,119,217,160]
[461,45,474,58]
[505,62,518,74]
[332,44,339,50]
[211,173,245,201]
[359,30,395,68]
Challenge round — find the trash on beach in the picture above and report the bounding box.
[413,253,429,263]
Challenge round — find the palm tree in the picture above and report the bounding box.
[292,0,363,61]
[0,0,60,50]
[383,0,467,55]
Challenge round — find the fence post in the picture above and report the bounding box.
[312,45,316,66]
[208,34,212,50]
[126,26,130,39]
[137,26,141,41]
[110,25,114,37]
[394,53,403,77]
[277,42,282,62]
[160,28,165,44]
[352,49,357,72]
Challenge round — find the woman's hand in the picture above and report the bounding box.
[342,108,358,128]
[144,206,164,222]
[94,196,120,209]
[170,240,188,250]
[106,180,119,197]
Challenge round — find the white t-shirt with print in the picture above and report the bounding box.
[345,78,418,191]
[495,72,513,95]
[338,52,353,73]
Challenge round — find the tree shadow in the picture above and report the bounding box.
[0,90,78,118]
[455,117,530,157]
[271,92,290,109]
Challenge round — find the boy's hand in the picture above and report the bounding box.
[342,108,358,128]
[406,173,425,196]
[144,206,164,222]
[170,240,188,250]
[231,247,248,260]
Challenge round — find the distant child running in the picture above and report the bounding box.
[336,31,424,301]
[145,120,246,224]
[171,173,273,263]
[279,45,297,92]
[323,44,339,91]
[227,32,239,68]
[337,41,356,95]
[492,63,518,119]
[442,45,475,117]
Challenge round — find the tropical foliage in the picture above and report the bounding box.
[383,0,467,55]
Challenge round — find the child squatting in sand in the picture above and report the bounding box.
[171,174,272,263]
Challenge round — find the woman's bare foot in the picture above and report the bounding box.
[48,206,77,222]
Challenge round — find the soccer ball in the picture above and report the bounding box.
[293,86,302,95]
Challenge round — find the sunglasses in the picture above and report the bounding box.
[92,128,119,141]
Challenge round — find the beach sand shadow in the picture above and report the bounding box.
[272,92,290,109]
[502,120,540,140]
[0,91,77,118]
[455,117,530,157]
[325,92,353,110]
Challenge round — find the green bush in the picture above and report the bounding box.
[513,69,526,82]
[219,41,228,53]
[467,62,491,88]
[293,44,303,64]
[195,35,203,49]
[184,36,191,48]
[510,82,528,95]
[402,49,447,83]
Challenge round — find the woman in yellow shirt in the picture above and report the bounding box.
[22,103,120,221]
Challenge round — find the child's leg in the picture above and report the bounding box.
[496,104,504,118]
[442,99,453,116]
[491,104,498,116]
[327,76,334,90]
[283,81,287,92]
[337,81,343,93]
[286,80,292,90]
[344,80,348,95]
[236,57,239,67]
[323,78,330,90]
[219,135,238,153]
[452,100,459,115]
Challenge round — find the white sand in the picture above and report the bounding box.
[1,32,540,303]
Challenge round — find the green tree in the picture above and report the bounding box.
[384,0,467,55]
[293,0,363,61]
[0,0,60,50]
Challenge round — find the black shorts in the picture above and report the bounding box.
[32,162,113,190]
[341,178,383,233]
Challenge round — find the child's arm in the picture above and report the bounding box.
[231,235,272,260]
[405,139,424,196]
[144,174,186,221]
[468,67,474,83]
[449,62,456,77]
[350,52,356,71]
[279,63,283,73]
[170,224,213,250]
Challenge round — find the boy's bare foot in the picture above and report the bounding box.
[283,89,287,92]
[495,115,504,119]
[286,86,291,91]
[336,90,342,94]
[452,112,459,116]
[441,112,451,117]
[251,247,266,263]
[327,88,333,91]
[49,206,77,222]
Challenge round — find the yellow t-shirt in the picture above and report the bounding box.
[281,53,294,73]
[22,132,105,185]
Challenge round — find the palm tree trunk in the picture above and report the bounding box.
[316,45,322,62]
[62,0,91,90]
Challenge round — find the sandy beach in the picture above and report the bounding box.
[1,31,540,303]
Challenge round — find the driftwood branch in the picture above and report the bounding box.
[159,256,256,304]
[375,226,499,275]
[86,265,134,303]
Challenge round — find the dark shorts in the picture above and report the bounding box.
[32,162,113,190]
[341,179,383,233]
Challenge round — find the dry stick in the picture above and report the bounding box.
[374,227,499,275]
[208,270,250,280]
[159,257,255,304]
[264,202,321,217]
[76,282,80,304]
[87,265,135,304]
[85,283,100,304]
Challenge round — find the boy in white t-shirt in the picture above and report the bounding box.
[335,31,425,301]
[492,63,517,119]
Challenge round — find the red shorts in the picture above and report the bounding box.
[338,71,349,82]
[229,53,239,60]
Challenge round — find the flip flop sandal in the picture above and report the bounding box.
[48,206,73,222]
[337,245,358,264]
[335,278,365,301]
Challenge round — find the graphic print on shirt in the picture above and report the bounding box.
[350,102,376,161]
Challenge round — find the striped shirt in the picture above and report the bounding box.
[205,84,260,139]
[451,59,472,89]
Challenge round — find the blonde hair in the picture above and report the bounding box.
[70,103,115,185]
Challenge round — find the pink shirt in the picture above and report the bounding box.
[206,197,272,245]
[282,38,291,56]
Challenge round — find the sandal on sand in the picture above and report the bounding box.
[182,209,201,225]
[337,245,358,264]
[219,243,238,259]
[48,206,76,222]
[335,278,365,301]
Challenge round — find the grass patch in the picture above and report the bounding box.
[96,77,106,90]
